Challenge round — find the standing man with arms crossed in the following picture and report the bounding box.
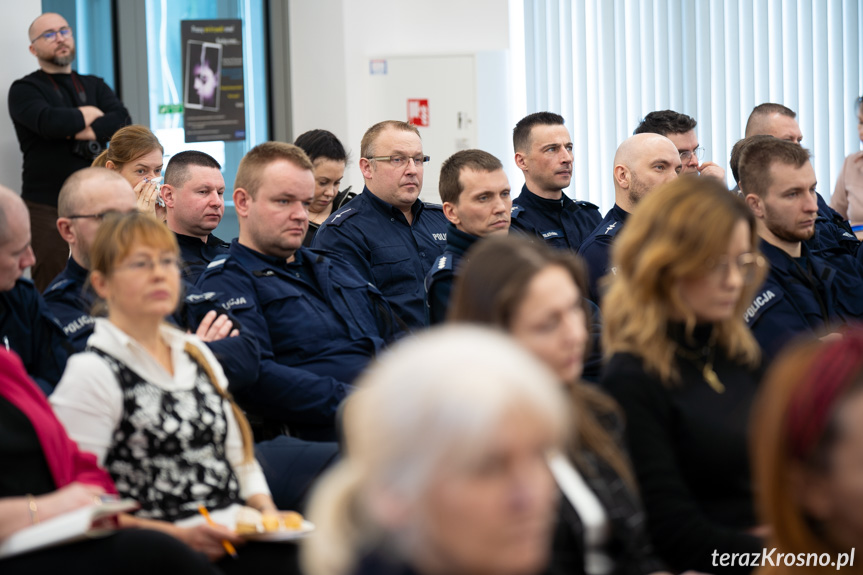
[8,12,130,290]
[510,112,601,251]
[312,120,448,329]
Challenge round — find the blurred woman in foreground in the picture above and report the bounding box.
[753,329,863,574]
[602,176,767,573]
[449,235,667,575]
[303,325,567,575]
[51,212,292,573]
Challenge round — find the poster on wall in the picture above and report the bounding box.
[181,19,245,142]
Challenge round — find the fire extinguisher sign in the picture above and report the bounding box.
[407,99,430,127]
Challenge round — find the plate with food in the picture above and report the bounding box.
[235,507,314,542]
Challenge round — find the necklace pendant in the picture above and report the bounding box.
[703,366,725,393]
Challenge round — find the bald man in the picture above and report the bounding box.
[8,12,130,291]
[578,133,682,302]
[43,168,260,393]
[44,168,137,350]
[0,186,70,393]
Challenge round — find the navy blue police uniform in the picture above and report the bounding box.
[43,256,95,352]
[311,188,448,329]
[744,240,846,363]
[196,240,401,442]
[175,232,231,284]
[1,279,70,394]
[510,185,601,251]
[424,224,480,325]
[577,204,630,303]
[43,255,261,388]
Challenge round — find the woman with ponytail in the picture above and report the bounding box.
[51,212,292,572]
[93,124,165,218]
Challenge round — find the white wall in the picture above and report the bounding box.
[1,1,44,194]
[289,0,512,192]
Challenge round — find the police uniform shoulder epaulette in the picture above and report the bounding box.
[599,220,623,237]
[510,204,525,219]
[200,254,232,276]
[45,278,74,293]
[432,254,453,274]
[574,200,600,211]
[326,205,360,227]
[423,202,444,211]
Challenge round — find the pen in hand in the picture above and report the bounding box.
[197,505,238,559]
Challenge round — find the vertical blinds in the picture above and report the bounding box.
[521,0,863,212]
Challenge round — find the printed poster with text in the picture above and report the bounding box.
[181,19,245,142]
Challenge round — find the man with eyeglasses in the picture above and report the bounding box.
[738,137,860,363]
[510,112,602,251]
[578,133,682,303]
[8,12,131,292]
[45,167,258,395]
[634,110,726,182]
[312,120,448,328]
[0,185,70,394]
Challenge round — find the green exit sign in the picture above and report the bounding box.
[158,104,184,114]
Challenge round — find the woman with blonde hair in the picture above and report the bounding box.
[303,325,567,575]
[752,329,863,574]
[602,176,768,573]
[449,235,667,575]
[92,124,164,217]
[51,212,294,573]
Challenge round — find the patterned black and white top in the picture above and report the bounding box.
[91,346,241,521]
[51,319,270,527]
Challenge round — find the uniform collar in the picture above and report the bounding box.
[611,203,630,222]
[230,239,296,269]
[446,224,480,256]
[364,186,424,222]
[66,256,90,283]
[174,231,227,248]
[519,184,572,212]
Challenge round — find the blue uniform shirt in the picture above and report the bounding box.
[43,256,96,352]
[1,279,70,394]
[577,204,630,303]
[196,240,400,441]
[176,232,231,284]
[744,240,845,363]
[424,224,480,325]
[311,187,448,329]
[510,185,601,251]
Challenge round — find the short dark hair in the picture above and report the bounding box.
[439,149,504,204]
[164,151,222,188]
[294,129,349,164]
[513,112,565,153]
[738,137,811,198]
[729,135,774,184]
[744,103,797,137]
[633,110,697,136]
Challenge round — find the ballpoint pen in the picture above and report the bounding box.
[197,505,238,559]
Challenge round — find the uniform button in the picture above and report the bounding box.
[295,273,301,278]
[390,218,395,222]
[420,252,425,257]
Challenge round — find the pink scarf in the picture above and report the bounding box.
[0,350,116,493]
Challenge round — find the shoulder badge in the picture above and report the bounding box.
[510,204,525,219]
[327,206,359,227]
[743,287,783,325]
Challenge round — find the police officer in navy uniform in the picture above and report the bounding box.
[312,120,448,329]
[634,109,727,181]
[425,150,512,325]
[510,112,601,251]
[739,137,856,363]
[44,167,260,395]
[198,142,401,442]
[578,133,681,303]
[161,151,230,284]
[0,185,69,394]
[744,103,863,267]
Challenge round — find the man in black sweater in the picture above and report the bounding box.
[8,12,130,291]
